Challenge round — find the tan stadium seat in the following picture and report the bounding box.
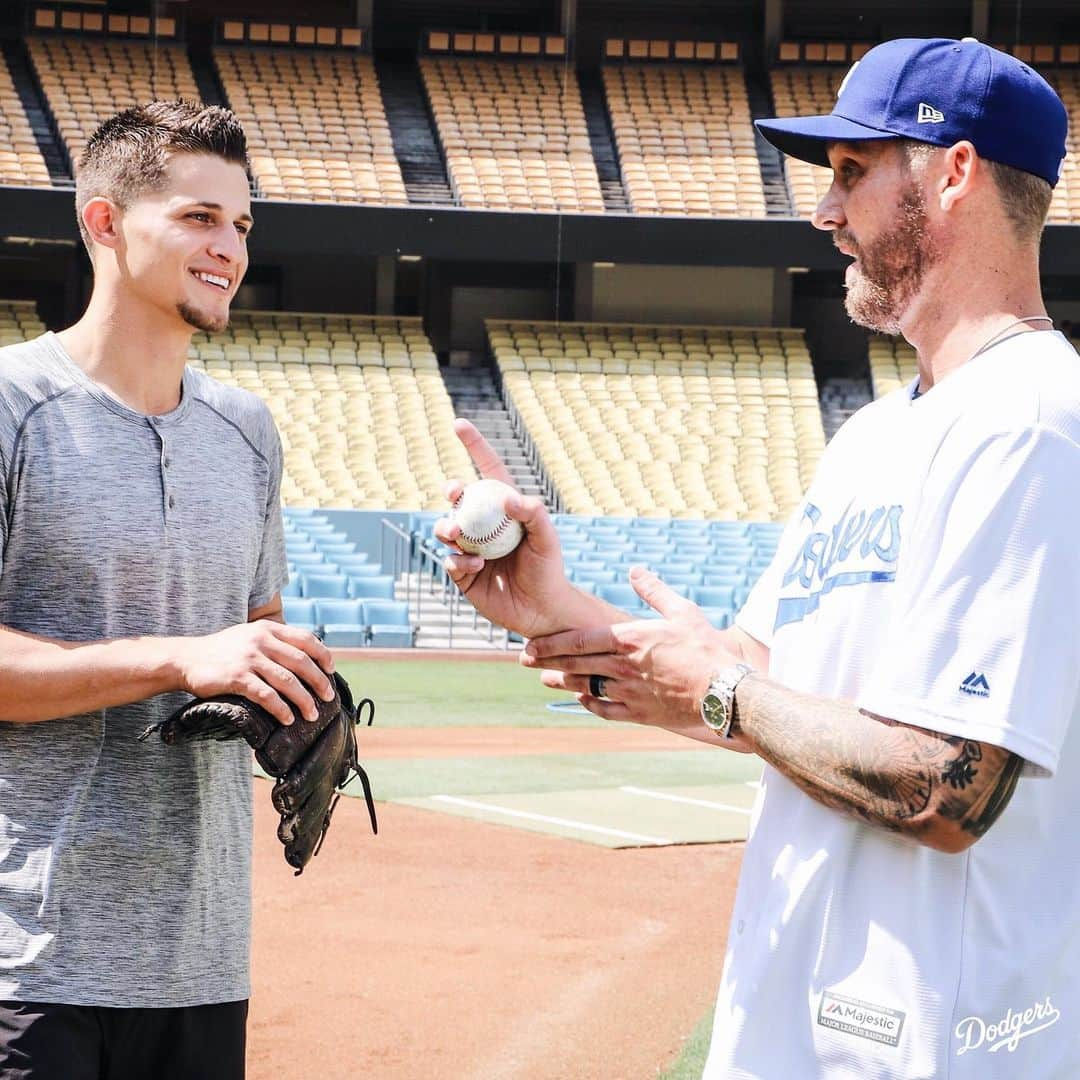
[29,36,198,169]
[195,311,474,508]
[421,55,603,212]
[215,45,406,207]
[487,318,825,520]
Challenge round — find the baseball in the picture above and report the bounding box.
[452,479,525,560]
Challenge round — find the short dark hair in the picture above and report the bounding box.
[75,99,249,253]
[901,139,1052,245]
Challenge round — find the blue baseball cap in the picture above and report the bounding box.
[756,38,1068,187]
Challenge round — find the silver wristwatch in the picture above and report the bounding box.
[700,663,753,739]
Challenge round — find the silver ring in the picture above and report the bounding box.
[589,674,608,699]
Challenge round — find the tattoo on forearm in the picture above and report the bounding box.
[733,676,1022,847]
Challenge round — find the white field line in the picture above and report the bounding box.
[621,785,753,816]
[430,794,672,845]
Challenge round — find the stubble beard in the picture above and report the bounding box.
[843,182,938,335]
[177,300,229,335]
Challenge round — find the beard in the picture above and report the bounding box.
[841,181,938,335]
[177,300,229,334]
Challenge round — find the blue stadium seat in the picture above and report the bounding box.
[692,585,737,609]
[302,573,349,599]
[280,578,303,598]
[319,541,359,559]
[282,598,318,631]
[573,568,618,585]
[597,583,646,610]
[348,575,396,600]
[654,559,697,575]
[334,555,373,576]
[340,562,385,577]
[284,539,317,555]
[362,600,414,648]
[703,570,748,587]
[315,599,367,648]
[661,570,704,588]
[290,551,331,571]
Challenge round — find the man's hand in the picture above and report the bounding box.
[522,566,755,750]
[173,620,336,727]
[435,419,599,639]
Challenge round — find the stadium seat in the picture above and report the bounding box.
[314,599,367,647]
[302,573,350,598]
[597,583,647,609]
[362,600,415,648]
[282,597,318,631]
[348,575,396,600]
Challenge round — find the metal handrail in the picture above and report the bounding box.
[379,517,516,649]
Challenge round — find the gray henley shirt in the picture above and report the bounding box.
[0,331,288,1007]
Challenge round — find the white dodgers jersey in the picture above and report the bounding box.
[704,331,1080,1079]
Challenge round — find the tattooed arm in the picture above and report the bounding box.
[733,674,1024,853]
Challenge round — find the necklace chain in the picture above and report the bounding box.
[969,315,1055,361]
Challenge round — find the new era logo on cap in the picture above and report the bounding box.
[917,102,945,124]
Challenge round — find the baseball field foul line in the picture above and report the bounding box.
[430,795,674,845]
[621,786,753,816]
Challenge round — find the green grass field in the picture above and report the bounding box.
[336,656,604,728]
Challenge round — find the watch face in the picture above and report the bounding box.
[702,692,727,731]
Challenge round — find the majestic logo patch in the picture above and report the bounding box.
[918,102,945,124]
[818,990,906,1047]
[955,995,1061,1056]
[960,672,990,698]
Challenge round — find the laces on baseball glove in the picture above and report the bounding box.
[139,672,377,875]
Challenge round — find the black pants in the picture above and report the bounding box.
[0,1000,247,1080]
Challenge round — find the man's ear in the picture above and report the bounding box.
[81,197,123,251]
[938,141,979,213]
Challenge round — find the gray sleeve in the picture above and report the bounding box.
[249,420,288,612]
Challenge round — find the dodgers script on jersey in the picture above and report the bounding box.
[704,331,1080,1079]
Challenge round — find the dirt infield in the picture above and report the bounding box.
[249,762,744,1078]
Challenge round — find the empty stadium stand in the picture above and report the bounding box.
[189,312,475,509]
[602,46,767,217]
[420,33,605,213]
[0,299,45,345]
[489,319,824,520]
[214,45,408,205]
[27,34,199,169]
[1047,57,1080,223]
[281,508,415,646]
[768,61,843,217]
[0,46,53,187]
[867,335,917,397]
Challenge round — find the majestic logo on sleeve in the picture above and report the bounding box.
[774,500,903,631]
[955,996,1061,1055]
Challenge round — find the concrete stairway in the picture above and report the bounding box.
[395,571,520,650]
[377,53,456,206]
[441,366,551,504]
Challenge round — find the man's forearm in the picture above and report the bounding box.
[732,674,1023,852]
[0,626,182,723]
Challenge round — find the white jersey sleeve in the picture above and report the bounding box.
[857,423,1080,776]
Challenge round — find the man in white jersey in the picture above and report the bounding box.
[0,102,335,1077]
[436,38,1079,1079]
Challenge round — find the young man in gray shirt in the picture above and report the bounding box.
[0,101,333,1078]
